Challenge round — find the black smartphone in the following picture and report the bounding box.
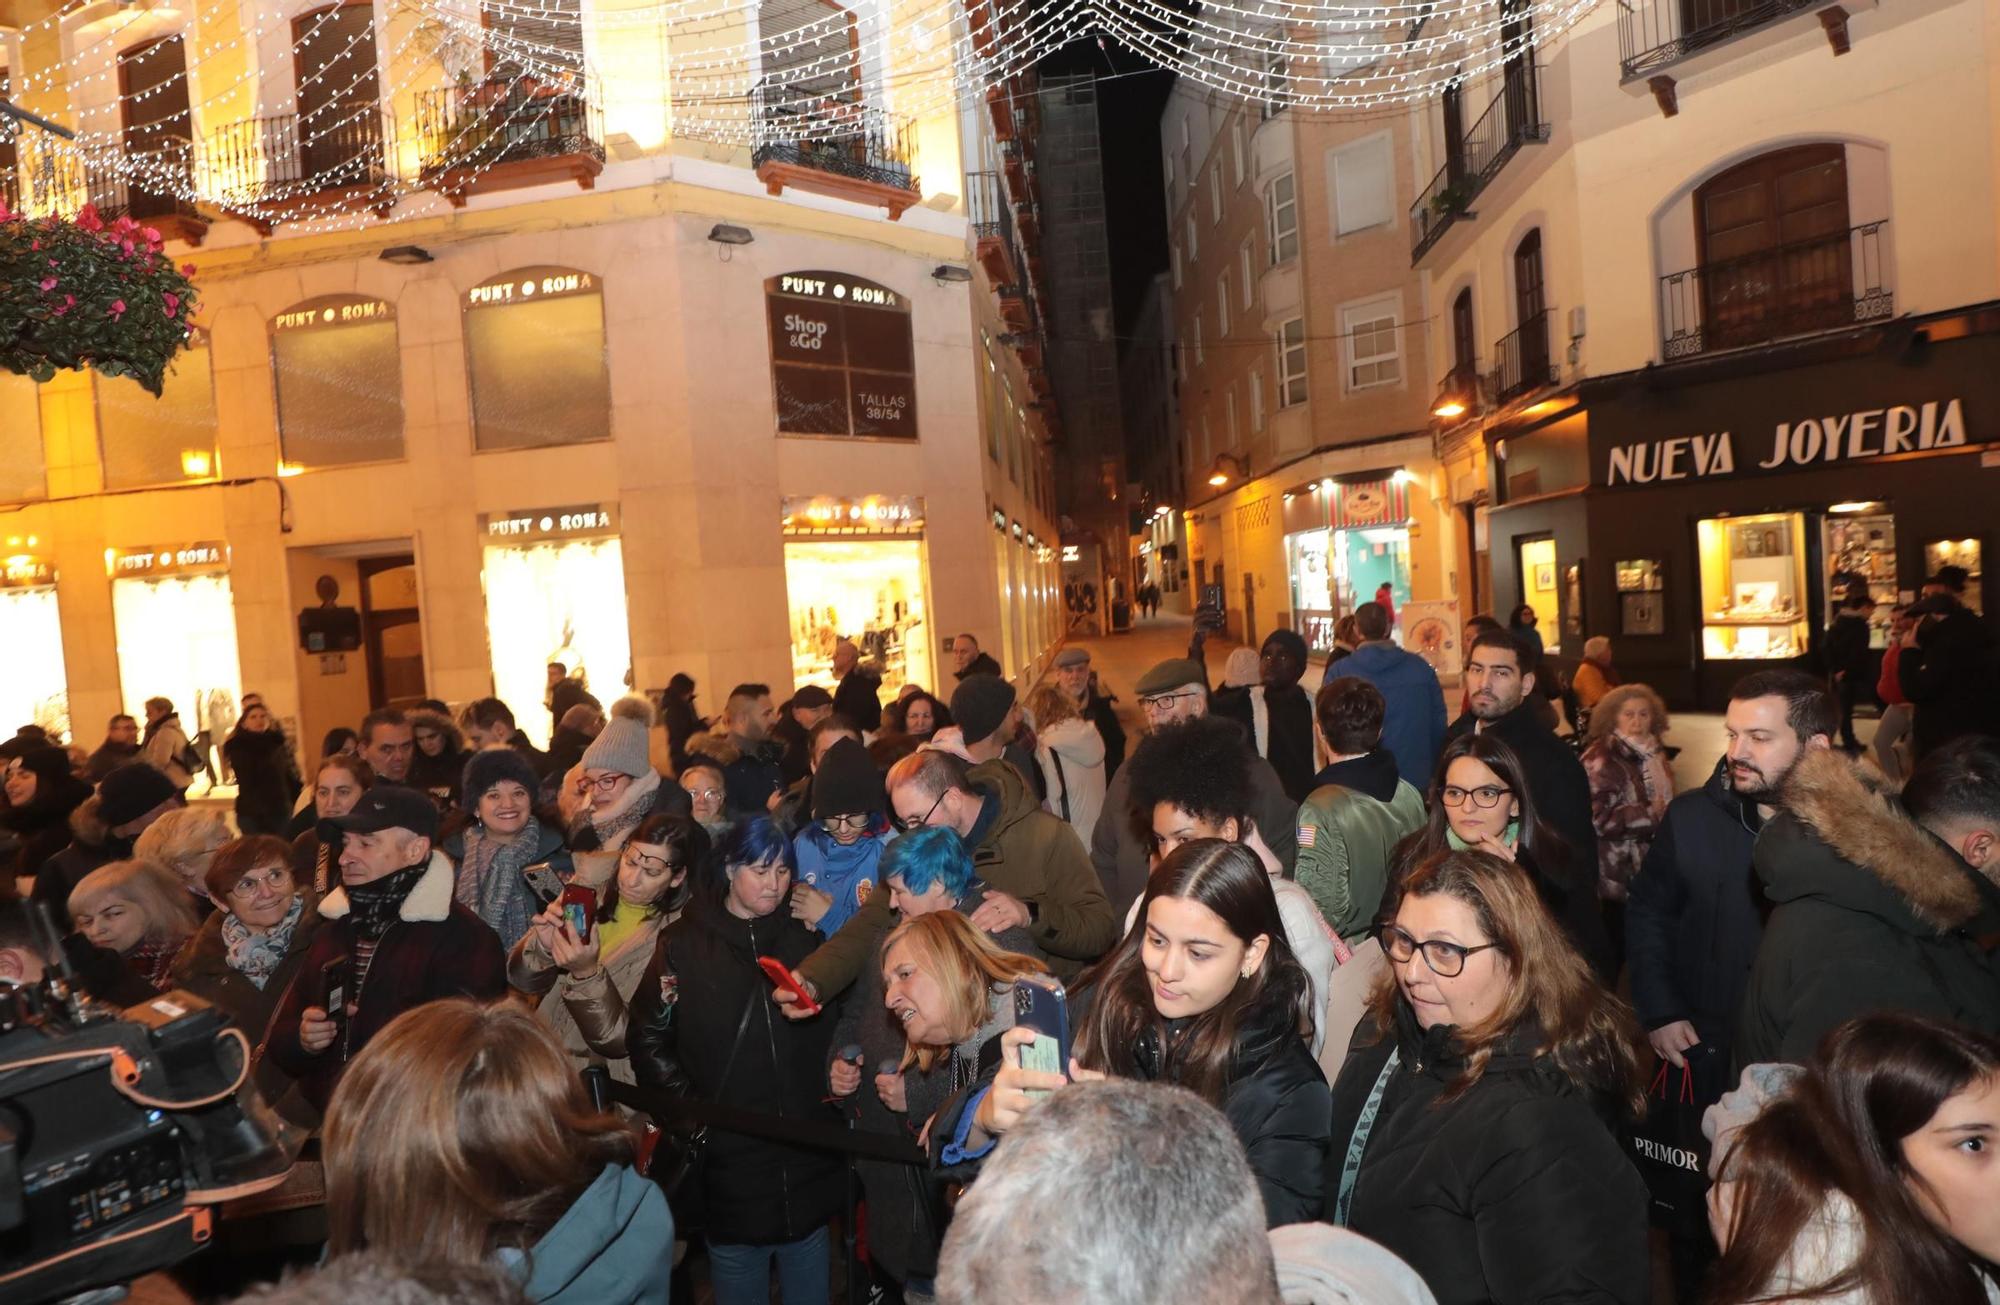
[320,954,350,1034]
[1012,974,1071,1098]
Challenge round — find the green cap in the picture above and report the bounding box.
[1134,658,1209,697]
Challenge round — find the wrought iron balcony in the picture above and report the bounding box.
[1659,221,1892,359]
[751,81,920,219]
[414,77,603,205]
[1492,309,1555,404]
[1411,69,1550,263]
[27,147,208,243]
[1618,0,1827,80]
[969,169,1020,285]
[204,109,390,224]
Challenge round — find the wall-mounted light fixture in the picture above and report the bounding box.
[379,245,433,265]
[932,264,973,283]
[1206,453,1247,488]
[707,224,755,246]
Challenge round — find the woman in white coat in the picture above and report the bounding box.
[1026,683,1107,847]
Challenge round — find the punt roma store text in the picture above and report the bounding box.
[1485,303,1998,708]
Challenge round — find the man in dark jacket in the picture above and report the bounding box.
[1899,567,2000,759]
[950,633,1003,682]
[32,764,182,927]
[1824,591,1875,752]
[82,714,142,784]
[830,639,883,734]
[1053,647,1126,779]
[774,685,834,787]
[1325,600,1447,790]
[1090,659,1298,916]
[718,684,786,817]
[1449,628,1611,976]
[1212,629,1317,803]
[1736,737,2000,1069]
[265,786,506,1116]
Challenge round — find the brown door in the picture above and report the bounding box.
[1513,230,1549,384]
[1697,144,1850,350]
[294,6,383,187]
[1441,80,1466,186]
[1452,288,1477,374]
[358,557,425,709]
[118,37,193,219]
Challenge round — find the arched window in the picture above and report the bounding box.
[271,294,404,468]
[464,266,610,450]
[1696,144,1850,350]
[1513,229,1545,325]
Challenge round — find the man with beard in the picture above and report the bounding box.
[83,715,142,784]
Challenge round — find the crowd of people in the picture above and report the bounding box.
[2,580,1998,1305]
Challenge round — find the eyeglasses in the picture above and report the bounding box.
[622,846,684,875]
[1380,924,1502,978]
[894,789,948,833]
[683,785,723,803]
[822,813,872,833]
[1138,689,1202,712]
[586,774,630,794]
[1439,784,1512,809]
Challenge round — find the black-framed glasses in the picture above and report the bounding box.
[1138,689,1202,712]
[822,813,872,833]
[621,846,683,875]
[894,789,947,833]
[1439,784,1512,809]
[1380,924,1502,978]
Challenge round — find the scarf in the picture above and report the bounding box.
[222,895,305,990]
[574,769,662,853]
[1446,820,1521,852]
[127,938,180,992]
[453,822,545,949]
[346,863,426,940]
[1620,733,1674,824]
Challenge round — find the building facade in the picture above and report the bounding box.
[0,0,1064,758]
[1121,271,1188,613]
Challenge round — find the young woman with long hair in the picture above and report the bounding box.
[1708,1012,2000,1305]
[1073,840,1331,1226]
[1326,847,1649,1304]
[322,999,669,1304]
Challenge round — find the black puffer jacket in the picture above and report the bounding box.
[628,891,843,1246]
[1324,1003,1649,1305]
[1899,600,2000,758]
[1131,1004,1330,1227]
[1625,759,1764,1046]
[222,728,301,836]
[1735,748,2000,1069]
[2,746,92,882]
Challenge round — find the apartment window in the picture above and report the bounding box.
[1193,316,1204,366]
[1210,164,1224,225]
[1330,133,1395,236]
[1239,240,1255,309]
[1201,412,1212,467]
[1179,115,1192,191]
[1171,243,1183,290]
[1343,295,1402,389]
[1268,172,1299,264]
[1186,215,1198,261]
[1231,120,1246,186]
[1261,51,1290,119]
[766,272,918,439]
[1277,318,1307,407]
[1226,388,1238,443]
[1249,367,1266,431]
[1218,275,1230,337]
[1451,288,1476,373]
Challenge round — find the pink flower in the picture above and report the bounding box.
[76,204,103,232]
[54,294,75,317]
[109,298,127,320]
[181,263,197,277]
[163,291,179,318]
[39,277,56,292]
[143,227,162,248]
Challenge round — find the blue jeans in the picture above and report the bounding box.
[707,1226,831,1305]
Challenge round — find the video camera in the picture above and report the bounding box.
[0,908,299,1304]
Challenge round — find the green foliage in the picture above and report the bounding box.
[0,201,201,397]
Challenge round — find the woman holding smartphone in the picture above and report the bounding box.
[627,817,841,1305]
[1071,840,1331,1226]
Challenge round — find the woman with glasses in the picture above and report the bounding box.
[512,812,704,1085]
[568,714,672,863]
[789,737,892,938]
[447,749,572,951]
[1325,847,1648,1303]
[1072,840,1331,1227]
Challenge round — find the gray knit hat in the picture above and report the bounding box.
[581,716,652,778]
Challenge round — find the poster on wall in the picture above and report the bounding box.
[1398,599,1464,680]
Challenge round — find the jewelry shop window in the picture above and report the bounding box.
[271,295,404,470]
[766,272,918,439]
[1697,512,1808,661]
[465,266,611,451]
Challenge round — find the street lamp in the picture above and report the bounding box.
[1205,453,1247,488]
[1432,369,1476,420]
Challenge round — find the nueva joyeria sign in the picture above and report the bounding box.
[1602,397,1973,486]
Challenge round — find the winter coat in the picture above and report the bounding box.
[954,652,1003,681]
[1295,751,1427,940]
[1090,717,1300,917]
[2,751,92,883]
[1132,1005,1331,1227]
[1079,684,1127,780]
[799,759,1118,997]
[1571,659,1616,712]
[723,737,786,818]
[82,740,141,785]
[32,796,135,929]
[1876,642,1909,706]
[1625,759,1764,1046]
[223,728,302,836]
[509,899,675,1085]
[409,746,470,813]
[792,821,890,938]
[509,1162,672,1305]
[1214,683,1318,803]
[1899,601,2000,757]
[833,668,884,734]
[1036,716,1108,848]
[445,819,573,951]
[662,695,705,772]
[1735,749,2000,1068]
[139,713,197,789]
[548,678,601,728]
[1326,643,1449,792]
[1825,612,1873,679]
[627,891,844,1246]
[1581,732,1665,901]
[264,851,508,1116]
[1325,1003,1649,1305]
[170,896,324,1121]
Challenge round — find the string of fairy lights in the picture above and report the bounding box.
[0,0,1599,231]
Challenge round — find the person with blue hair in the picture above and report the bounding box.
[628,816,840,1305]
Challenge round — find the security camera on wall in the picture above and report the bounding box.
[298,573,362,653]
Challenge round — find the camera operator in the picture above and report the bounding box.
[0,897,158,1007]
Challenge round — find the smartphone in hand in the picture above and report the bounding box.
[758,956,821,1015]
[522,863,567,907]
[559,884,596,942]
[320,954,351,1034]
[1012,974,1070,1098]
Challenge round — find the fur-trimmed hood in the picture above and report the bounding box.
[318,849,457,924]
[682,729,742,768]
[1761,748,1997,934]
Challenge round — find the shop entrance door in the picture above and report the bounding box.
[360,556,426,709]
[1516,536,1560,654]
[783,538,933,702]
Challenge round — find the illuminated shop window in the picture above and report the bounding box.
[108,544,243,799]
[480,507,632,747]
[0,556,69,739]
[271,294,404,469]
[97,339,219,488]
[1698,512,1808,661]
[465,266,611,451]
[0,373,45,503]
[765,272,918,439]
[782,496,933,699]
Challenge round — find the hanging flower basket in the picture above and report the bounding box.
[0,201,201,397]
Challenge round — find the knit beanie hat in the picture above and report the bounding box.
[581,716,652,778]
[462,747,540,804]
[812,737,886,819]
[98,763,179,828]
[951,674,1016,747]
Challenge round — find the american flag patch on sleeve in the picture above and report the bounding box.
[1297,824,1316,849]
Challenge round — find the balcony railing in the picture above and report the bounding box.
[204,109,390,212]
[1618,0,1826,79]
[1660,221,1892,359]
[1410,68,1550,263]
[750,81,918,214]
[414,77,603,197]
[968,169,1020,284]
[23,147,207,239]
[1492,309,1555,404]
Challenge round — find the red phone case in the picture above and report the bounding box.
[560,885,596,939]
[758,956,820,1014]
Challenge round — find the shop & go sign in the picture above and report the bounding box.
[1602,397,1972,486]
[107,543,228,578]
[766,272,918,440]
[482,505,621,543]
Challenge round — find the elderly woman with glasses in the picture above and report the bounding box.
[788,737,892,938]
[445,749,573,951]
[512,812,705,1085]
[1325,847,1649,1304]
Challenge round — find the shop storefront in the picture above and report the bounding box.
[1282,475,1417,653]
[109,542,243,794]
[1,551,70,740]
[782,496,934,701]
[1486,312,1998,708]
[480,505,632,746]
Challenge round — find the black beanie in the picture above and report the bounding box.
[462,747,541,804]
[951,674,1016,746]
[98,763,179,828]
[812,737,886,819]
